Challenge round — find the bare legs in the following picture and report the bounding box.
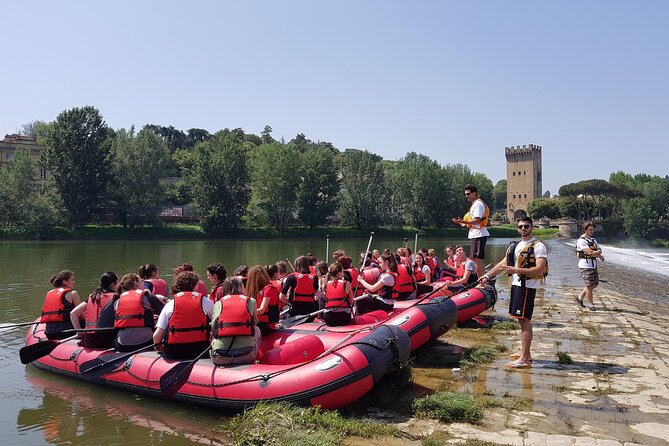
[518,318,533,364]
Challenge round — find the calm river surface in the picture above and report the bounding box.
[0,236,667,445]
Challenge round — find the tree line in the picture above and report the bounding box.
[2,105,666,239]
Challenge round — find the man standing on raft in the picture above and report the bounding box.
[452,184,490,279]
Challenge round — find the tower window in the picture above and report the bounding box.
[524,194,527,198]
[518,171,521,175]
[513,172,516,176]
[524,171,527,175]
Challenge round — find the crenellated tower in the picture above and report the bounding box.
[505,144,543,221]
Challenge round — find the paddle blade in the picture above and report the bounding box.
[79,352,128,379]
[19,341,60,364]
[279,314,311,329]
[159,346,211,398]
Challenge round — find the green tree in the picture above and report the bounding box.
[261,125,275,144]
[296,147,339,229]
[44,106,111,228]
[492,180,507,211]
[622,197,656,238]
[338,150,387,231]
[248,143,301,231]
[527,198,561,220]
[189,132,251,233]
[110,127,171,227]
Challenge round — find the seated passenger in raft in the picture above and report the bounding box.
[206,263,227,303]
[138,263,168,298]
[413,252,433,295]
[447,245,479,292]
[356,252,399,315]
[113,273,165,352]
[322,263,353,327]
[210,277,261,366]
[394,254,417,300]
[153,271,214,360]
[280,256,318,318]
[42,270,82,340]
[173,263,208,296]
[70,271,119,348]
[246,265,280,336]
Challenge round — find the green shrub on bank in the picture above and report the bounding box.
[226,401,396,446]
[413,392,482,423]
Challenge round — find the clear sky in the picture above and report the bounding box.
[3,1,668,195]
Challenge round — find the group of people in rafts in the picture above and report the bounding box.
[40,246,478,367]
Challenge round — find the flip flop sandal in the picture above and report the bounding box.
[504,361,531,369]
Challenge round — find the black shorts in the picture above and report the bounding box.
[508,285,536,320]
[470,237,488,260]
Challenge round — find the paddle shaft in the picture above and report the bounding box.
[79,343,160,377]
[281,295,367,328]
[0,321,40,331]
[20,334,79,364]
[352,232,374,298]
[325,235,330,262]
[159,345,212,397]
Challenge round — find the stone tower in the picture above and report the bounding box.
[505,144,543,221]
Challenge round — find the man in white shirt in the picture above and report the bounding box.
[575,221,604,311]
[482,216,547,369]
[452,184,490,278]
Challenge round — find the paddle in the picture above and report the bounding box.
[281,295,368,329]
[19,335,78,364]
[286,258,295,272]
[58,327,117,335]
[0,321,40,332]
[325,234,330,262]
[352,231,374,298]
[159,345,212,398]
[79,343,160,380]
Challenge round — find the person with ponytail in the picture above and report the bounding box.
[41,270,82,340]
[356,252,398,315]
[173,263,208,296]
[70,272,119,348]
[322,263,353,327]
[138,264,168,298]
[113,273,165,352]
[206,263,227,303]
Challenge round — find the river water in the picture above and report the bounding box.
[0,236,667,445]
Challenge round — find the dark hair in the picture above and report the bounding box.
[464,184,478,194]
[517,216,533,226]
[206,263,227,284]
[174,263,194,277]
[332,250,346,260]
[246,266,270,299]
[294,256,311,274]
[222,276,245,296]
[309,255,318,266]
[326,262,343,282]
[91,271,118,303]
[415,252,425,264]
[138,264,158,280]
[315,260,328,276]
[49,270,74,288]
[380,252,398,273]
[116,273,141,293]
[582,221,595,231]
[275,261,288,275]
[171,271,199,294]
[234,265,249,277]
[338,255,353,270]
[266,264,279,279]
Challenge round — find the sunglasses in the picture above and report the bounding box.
[464,192,473,196]
[517,224,531,229]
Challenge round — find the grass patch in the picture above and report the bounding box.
[491,321,520,331]
[226,401,396,446]
[551,384,568,392]
[556,351,573,365]
[460,344,507,369]
[413,392,483,423]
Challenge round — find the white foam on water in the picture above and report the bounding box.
[597,244,669,278]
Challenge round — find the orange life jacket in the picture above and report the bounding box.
[455,262,467,279]
[85,292,117,328]
[396,264,416,293]
[41,288,73,323]
[213,294,254,338]
[325,279,350,309]
[292,273,316,303]
[147,279,167,297]
[257,284,280,324]
[466,199,490,228]
[114,289,154,329]
[167,291,210,344]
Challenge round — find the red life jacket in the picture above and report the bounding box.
[430,257,439,274]
[325,279,350,309]
[195,280,208,296]
[213,294,254,338]
[396,264,415,293]
[271,278,286,310]
[309,265,316,275]
[167,291,210,344]
[114,289,154,329]
[292,273,316,303]
[257,284,280,324]
[209,284,224,303]
[345,268,359,292]
[379,272,399,300]
[414,265,427,282]
[400,256,409,266]
[41,288,73,323]
[455,262,467,279]
[147,279,167,297]
[85,292,117,328]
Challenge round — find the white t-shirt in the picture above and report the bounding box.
[576,236,599,269]
[156,295,215,330]
[510,238,547,289]
[468,199,490,239]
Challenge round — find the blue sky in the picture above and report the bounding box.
[3,1,668,194]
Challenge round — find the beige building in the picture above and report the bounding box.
[0,134,48,183]
[505,144,543,221]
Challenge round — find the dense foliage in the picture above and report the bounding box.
[7,105,667,239]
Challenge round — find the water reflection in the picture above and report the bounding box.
[19,371,228,445]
